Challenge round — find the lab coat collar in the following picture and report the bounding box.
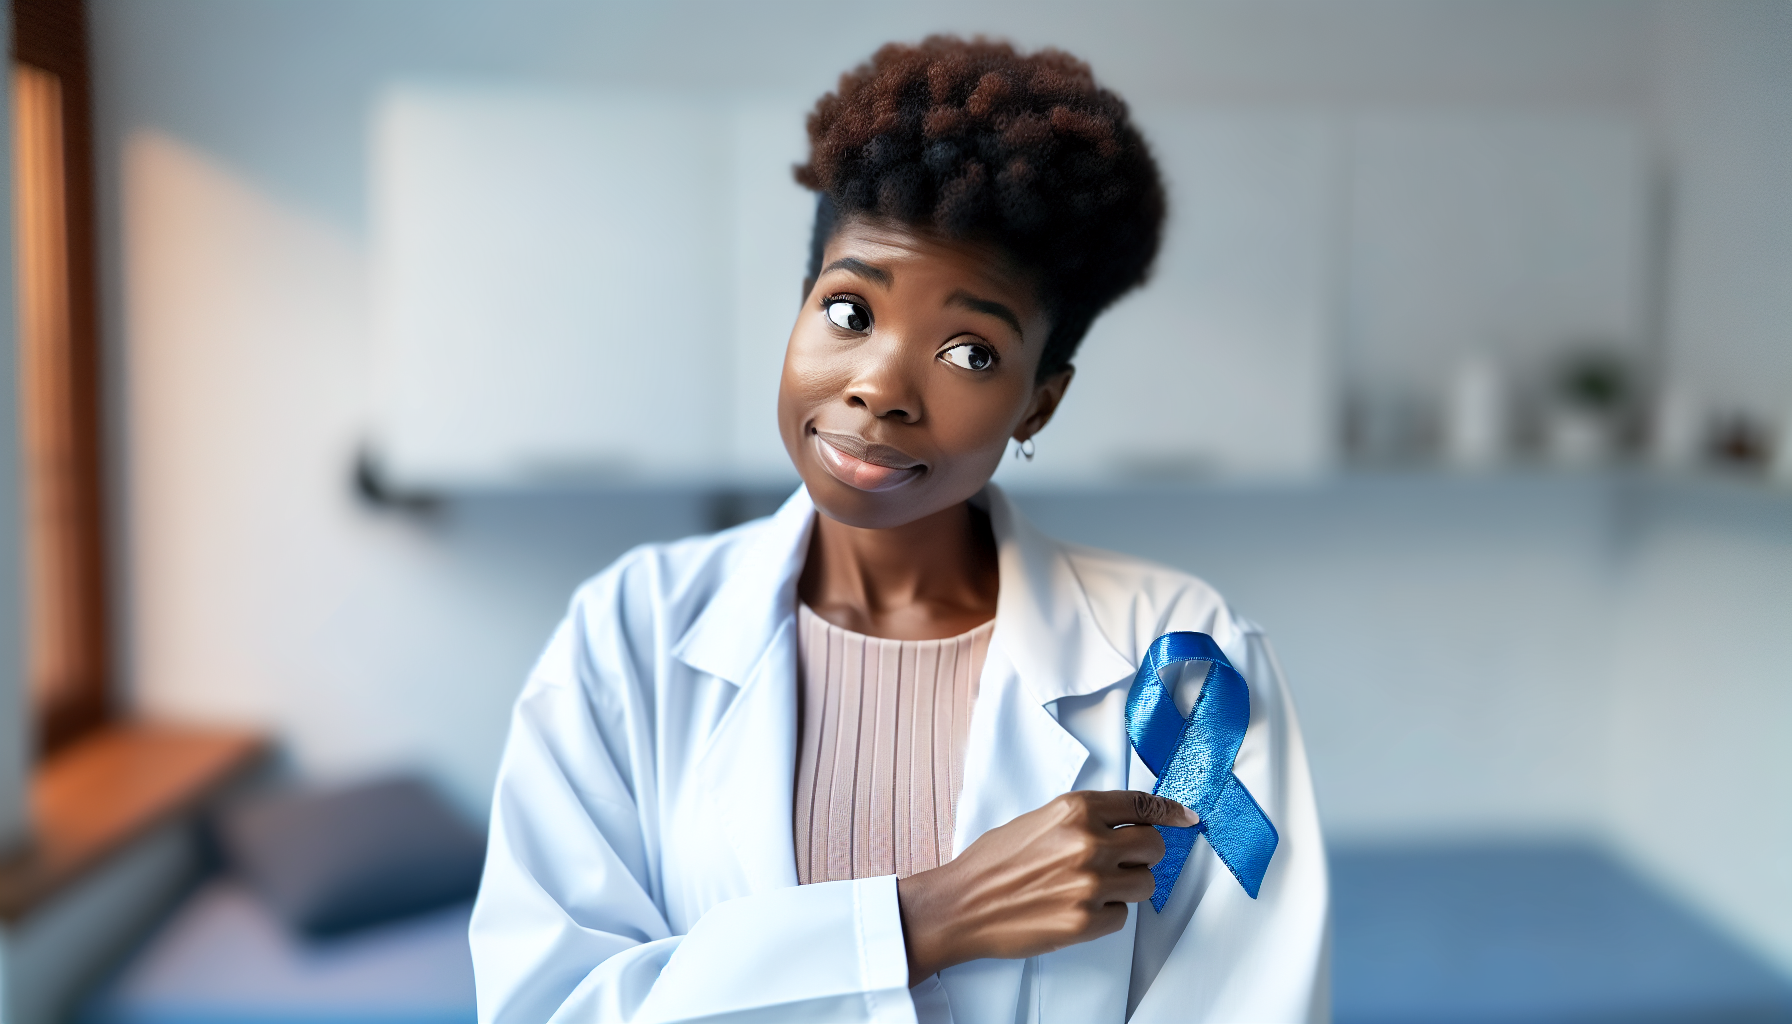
[671,487,817,687]
[673,484,1137,706]
[983,487,1140,703]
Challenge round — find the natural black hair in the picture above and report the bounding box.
[796,35,1166,380]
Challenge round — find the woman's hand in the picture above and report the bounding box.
[895,791,1197,984]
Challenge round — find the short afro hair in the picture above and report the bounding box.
[795,35,1166,380]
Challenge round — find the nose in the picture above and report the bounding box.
[843,337,922,423]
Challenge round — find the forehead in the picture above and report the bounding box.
[823,217,1041,308]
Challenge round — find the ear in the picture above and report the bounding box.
[1014,366,1075,442]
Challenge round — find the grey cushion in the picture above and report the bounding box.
[217,777,485,937]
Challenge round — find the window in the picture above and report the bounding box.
[12,0,106,757]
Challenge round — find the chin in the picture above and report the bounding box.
[803,473,943,530]
[799,457,1006,532]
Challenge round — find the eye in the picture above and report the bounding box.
[825,298,871,333]
[940,340,997,371]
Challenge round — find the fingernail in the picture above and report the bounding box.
[1183,808,1200,826]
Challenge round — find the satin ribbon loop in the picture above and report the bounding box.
[1126,631,1278,909]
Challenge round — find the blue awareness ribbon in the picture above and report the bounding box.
[1126,632,1278,909]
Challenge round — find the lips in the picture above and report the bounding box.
[811,430,924,492]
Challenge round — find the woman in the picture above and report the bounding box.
[471,36,1327,1024]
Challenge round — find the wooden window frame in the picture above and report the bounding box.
[0,0,270,927]
[11,0,107,758]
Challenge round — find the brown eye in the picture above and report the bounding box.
[940,341,996,371]
[825,299,871,332]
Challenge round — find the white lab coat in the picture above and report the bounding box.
[470,485,1329,1024]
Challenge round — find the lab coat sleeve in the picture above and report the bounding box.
[469,580,915,1024]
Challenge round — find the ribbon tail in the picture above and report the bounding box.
[1201,776,1279,899]
[1147,824,1201,913]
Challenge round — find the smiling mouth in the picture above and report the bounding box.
[811,429,924,492]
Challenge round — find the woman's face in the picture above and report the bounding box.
[779,216,1071,530]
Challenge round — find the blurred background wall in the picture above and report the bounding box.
[0,1,27,858]
[85,0,1790,976]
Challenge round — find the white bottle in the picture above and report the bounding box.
[1444,354,1506,471]
[1649,384,1702,471]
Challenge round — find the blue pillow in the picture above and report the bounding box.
[217,777,486,936]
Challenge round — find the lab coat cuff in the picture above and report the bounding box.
[853,874,915,1022]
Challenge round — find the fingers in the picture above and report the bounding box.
[1112,820,1168,868]
[1087,863,1158,908]
[1112,864,1158,905]
[1076,790,1198,829]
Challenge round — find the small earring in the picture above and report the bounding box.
[1014,437,1036,461]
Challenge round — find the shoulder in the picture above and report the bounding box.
[564,516,769,637]
[1057,540,1261,662]
[524,515,778,697]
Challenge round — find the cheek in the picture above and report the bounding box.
[776,328,839,429]
[931,378,1033,456]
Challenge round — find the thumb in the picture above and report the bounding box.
[1140,794,1199,829]
[1103,791,1198,828]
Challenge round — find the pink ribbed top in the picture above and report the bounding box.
[793,603,994,885]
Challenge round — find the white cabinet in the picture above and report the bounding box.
[1345,114,1645,391]
[368,88,809,490]
[367,89,1642,491]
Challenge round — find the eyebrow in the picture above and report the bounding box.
[946,289,1025,340]
[820,257,892,288]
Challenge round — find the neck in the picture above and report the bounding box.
[798,499,998,641]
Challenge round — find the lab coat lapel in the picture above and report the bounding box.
[695,618,804,893]
[675,489,815,895]
[952,488,1139,852]
[674,488,815,689]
